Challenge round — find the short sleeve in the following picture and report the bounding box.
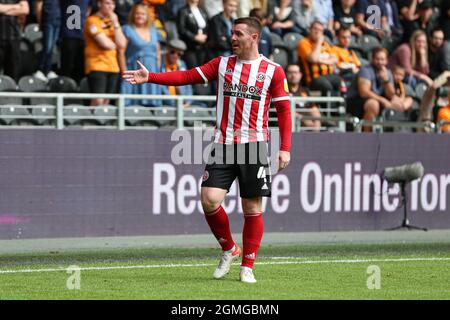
[270,65,290,102]
[87,16,102,37]
[195,57,220,83]
[358,67,373,81]
[122,25,132,39]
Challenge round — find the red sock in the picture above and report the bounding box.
[242,213,264,269]
[204,206,235,251]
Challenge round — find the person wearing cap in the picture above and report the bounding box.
[119,2,164,107]
[160,39,197,107]
[402,0,437,44]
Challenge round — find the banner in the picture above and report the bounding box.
[0,130,449,239]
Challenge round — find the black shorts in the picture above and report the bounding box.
[201,142,272,198]
[87,71,119,94]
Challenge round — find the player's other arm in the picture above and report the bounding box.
[122,57,220,86]
[270,66,292,171]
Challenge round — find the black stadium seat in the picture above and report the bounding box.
[48,76,78,93]
[23,23,42,43]
[0,105,33,126]
[125,106,158,127]
[92,105,117,125]
[0,76,21,105]
[18,75,54,105]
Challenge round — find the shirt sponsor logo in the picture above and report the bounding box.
[223,83,263,101]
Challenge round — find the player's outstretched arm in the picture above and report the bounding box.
[122,57,220,86]
[122,61,149,85]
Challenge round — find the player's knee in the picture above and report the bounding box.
[201,190,223,214]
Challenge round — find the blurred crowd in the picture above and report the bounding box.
[0,0,450,131]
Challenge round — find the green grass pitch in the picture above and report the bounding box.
[1,242,450,300]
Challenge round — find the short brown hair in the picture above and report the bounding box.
[234,17,262,38]
[372,47,389,59]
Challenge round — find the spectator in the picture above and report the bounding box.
[142,0,167,40]
[115,0,139,26]
[346,47,407,131]
[397,0,417,25]
[428,27,446,79]
[391,64,413,111]
[388,30,433,86]
[384,0,402,37]
[332,26,361,82]
[207,0,237,57]
[286,64,321,130]
[160,39,207,107]
[355,0,389,40]
[269,0,300,37]
[417,71,450,131]
[297,21,341,95]
[0,0,29,82]
[333,0,362,38]
[440,0,450,40]
[176,0,209,69]
[237,0,268,18]
[60,0,93,84]
[119,2,164,107]
[314,0,334,38]
[292,0,320,36]
[157,0,186,40]
[34,0,61,82]
[437,89,450,133]
[249,8,274,59]
[203,0,224,19]
[84,0,127,106]
[402,0,437,44]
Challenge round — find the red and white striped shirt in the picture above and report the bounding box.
[195,55,290,145]
[147,54,292,151]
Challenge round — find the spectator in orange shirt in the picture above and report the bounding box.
[84,0,127,106]
[332,26,361,82]
[297,21,341,95]
[437,90,450,133]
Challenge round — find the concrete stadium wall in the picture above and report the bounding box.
[0,130,449,239]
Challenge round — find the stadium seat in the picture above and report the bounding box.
[0,75,21,105]
[184,106,213,127]
[273,47,288,69]
[125,106,158,127]
[415,82,428,99]
[79,77,90,93]
[0,105,33,126]
[18,75,54,105]
[268,32,285,48]
[63,105,95,126]
[92,105,117,125]
[30,104,56,125]
[153,106,176,127]
[48,76,78,93]
[283,32,303,50]
[23,23,42,43]
[359,35,381,56]
[283,32,302,65]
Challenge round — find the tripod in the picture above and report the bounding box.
[386,182,427,231]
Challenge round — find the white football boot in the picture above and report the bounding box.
[240,266,257,283]
[213,245,241,279]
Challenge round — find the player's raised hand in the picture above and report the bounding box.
[122,61,149,84]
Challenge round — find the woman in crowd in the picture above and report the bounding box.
[119,2,164,107]
[389,29,433,87]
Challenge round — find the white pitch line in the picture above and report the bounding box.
[1,257,450,275]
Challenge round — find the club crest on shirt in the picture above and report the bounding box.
[225,69,233,75]
[257,72,265,82]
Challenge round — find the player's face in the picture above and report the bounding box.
[231,24,257,56]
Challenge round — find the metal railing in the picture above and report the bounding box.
[0,92,348,132]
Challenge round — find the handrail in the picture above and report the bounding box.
[0,92,346,131]
[354,119,436,132]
